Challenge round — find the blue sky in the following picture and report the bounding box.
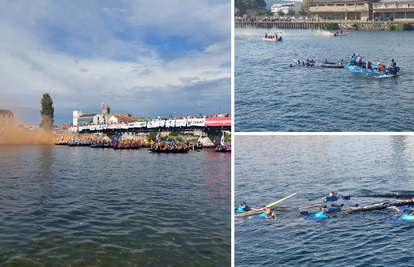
[0,0,231,125]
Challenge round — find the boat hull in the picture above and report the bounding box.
[262,37,282,42]
[346,63,400,76]
[149,148,189,153]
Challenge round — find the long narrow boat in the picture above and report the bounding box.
[320,63,345,68]
[346,63,400,76]
[149,148,189,153]
[215,149,231,153]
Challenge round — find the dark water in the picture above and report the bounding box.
[235,135,414,266]
[0,145,230,266]
[235,29,414,132]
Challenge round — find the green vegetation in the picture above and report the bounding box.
[148,132,158,141]
[277,10,285,17]
[287,9,296,16]
[396,23,412,31]
[224,133,231,142]
[298,8,307,16]
[160,136,168,141]
[40,93,54,131]
[235,0,266,16]
[169,131,179,136]
[176,136,183,142]
[255,9,273,16]
[324,22,338,30]
[387,24,396,31]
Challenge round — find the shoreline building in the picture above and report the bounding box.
[308,0,378,21]
[73,103,131,126]
[373,0,414,20]
[0,109,13,126]
[271,1,302,15]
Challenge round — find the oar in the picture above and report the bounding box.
[298,202,324,210]
[235,193,297,217]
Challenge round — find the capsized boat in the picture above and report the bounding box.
[346,62,400,76]
[320,63,345,68]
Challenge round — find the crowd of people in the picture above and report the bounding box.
[350,53,397,72]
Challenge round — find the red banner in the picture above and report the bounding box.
[205,117,231,127]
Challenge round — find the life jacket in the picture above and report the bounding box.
[258,212,268,218]
[378,64,386,71]
[314,212,328,219]
[237,205,250,213]
[403,214,414,220]
[367,61,372,69]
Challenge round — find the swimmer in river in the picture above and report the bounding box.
[258,207,275,219]
[314,207,329,219]
[237,202,258,213]
[322,191,335,201]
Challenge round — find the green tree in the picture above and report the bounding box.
[287,9,296,16]
[298,8,307,16]
[277,10,285,17]
[235,0,247,16]
[40,93,54,131]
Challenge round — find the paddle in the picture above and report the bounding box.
[298,203,325,210]
[235,193,297,217]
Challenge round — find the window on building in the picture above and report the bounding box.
[327,4,334,6]
[395,12,405,18]
[406,11,414,18]
[337,4,344,6]
[357,3,364,6]
[374,4,382,8]
[386,4,392,8]
[397,4,403,8]
[409,4,414,7]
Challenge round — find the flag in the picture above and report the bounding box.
[198,135,202,142]
[156,132,160,143]
[141,133,145,141]
[220,132,224,145]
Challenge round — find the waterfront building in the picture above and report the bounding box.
[271,2,302,15]
[77,113,104,126]
[0,109,13,126]
[308,0,379,21]
[108,115,135,124]
[373,0,414,20]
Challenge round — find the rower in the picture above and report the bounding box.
[340,59,344,66]
[314,208,329,219]
[258,207,275,219]
[388,59,396,69]
[377,62,385,72]
[265,33,268,38]
[322,191,335,201]
[237,202,257,213]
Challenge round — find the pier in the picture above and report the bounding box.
[235,20,414,30]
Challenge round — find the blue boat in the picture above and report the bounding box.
[346,62,400,76]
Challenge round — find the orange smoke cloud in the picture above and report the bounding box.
[0,125,55,145]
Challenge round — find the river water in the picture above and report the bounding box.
[0,145,230,266]
[235,135,414,266]
[235,28,414,132]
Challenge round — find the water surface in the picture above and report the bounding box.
[235,135,414,266]
[0,145,230,266]
[235,29,414,131]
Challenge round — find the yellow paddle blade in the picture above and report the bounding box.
[235,193,297,217]
[266,193,297,208]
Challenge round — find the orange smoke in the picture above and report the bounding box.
[0,125,55,145]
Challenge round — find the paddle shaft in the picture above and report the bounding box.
[235,193,297,217]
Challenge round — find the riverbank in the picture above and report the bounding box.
[235,20,414,31]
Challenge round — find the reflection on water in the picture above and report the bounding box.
[0,146,230,266]
[235,135,414,266]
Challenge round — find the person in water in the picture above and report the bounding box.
[314,207,329,219]
[258,207,275,219]
[402,208,414,220]
[237,202,258,213]
[322,191,335,201]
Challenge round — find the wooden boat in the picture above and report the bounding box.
[149,148,189,153]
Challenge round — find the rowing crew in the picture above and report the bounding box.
[264,33,278,39]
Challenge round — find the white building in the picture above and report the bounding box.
[73,111,84,126]
[271,1,302,15]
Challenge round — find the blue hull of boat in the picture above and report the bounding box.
[346,63,400,76]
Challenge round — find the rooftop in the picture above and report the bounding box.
[79,113,98,118]
[0,109,13,114]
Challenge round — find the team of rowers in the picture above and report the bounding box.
[150,141,199,151]
[215,144,231,152]
[350,53,397,71]
[237,191,414,220]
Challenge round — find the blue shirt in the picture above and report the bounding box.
[402,214,414,220]
[237,205,250,213]
[391,62,396,67]
[258,212,267,218]
[314,212,328,219]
